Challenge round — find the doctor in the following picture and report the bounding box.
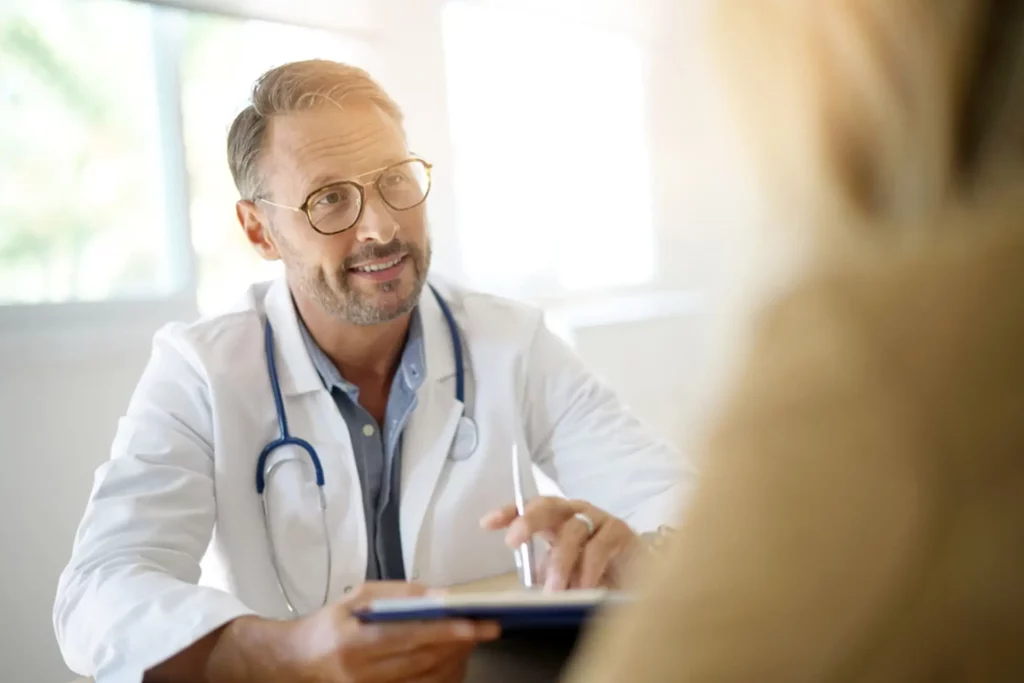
[54,59,690,683]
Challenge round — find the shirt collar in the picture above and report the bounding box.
[295,305,427,399]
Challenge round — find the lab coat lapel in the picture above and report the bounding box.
[400,286,462,576]
[262,277,324,397]
[261,277,366,597]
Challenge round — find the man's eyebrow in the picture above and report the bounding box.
[304,158,411,192]
[305,174,345,191]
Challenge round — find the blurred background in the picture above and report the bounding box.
[0,0,759,679]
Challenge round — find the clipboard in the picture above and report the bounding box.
[354,589,628,630]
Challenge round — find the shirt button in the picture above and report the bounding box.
[362,424,375,437]
[344,585,353,594]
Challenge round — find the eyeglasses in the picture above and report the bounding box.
[256,157,433,235]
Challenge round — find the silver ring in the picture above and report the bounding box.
[573,512,596,537]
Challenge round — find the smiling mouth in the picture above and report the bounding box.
[347,253,408,281]
[351,255,404,272]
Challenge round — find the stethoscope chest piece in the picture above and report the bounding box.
[450,415,478,461]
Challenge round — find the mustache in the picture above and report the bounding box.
[342,240,410,270]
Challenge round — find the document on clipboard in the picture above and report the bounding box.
[354,589,629,630]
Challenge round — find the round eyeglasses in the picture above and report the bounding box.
[256,157,432,235]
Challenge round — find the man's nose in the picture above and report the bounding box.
[354,192,398,243]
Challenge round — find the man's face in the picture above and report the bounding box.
[250,104,430,325]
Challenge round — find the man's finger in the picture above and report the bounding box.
[505,498,588,547]
[358,646,442,683]
[537,551,551,585]
[342,581,429,611]
[479,504,518,530]
[403,643,474,683]
[574,520,631,589]
[544,516,591,591]
[356,619,500,657]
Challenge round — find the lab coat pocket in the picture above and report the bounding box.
[261,444,331,614]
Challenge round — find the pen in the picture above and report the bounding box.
[511,443,537,588]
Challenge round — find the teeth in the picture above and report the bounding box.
[356,256,402,273]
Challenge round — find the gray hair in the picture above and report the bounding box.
[226,59,404,200]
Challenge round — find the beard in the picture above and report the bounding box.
[295,237,432,326]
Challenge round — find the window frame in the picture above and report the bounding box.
[1,0,683,348]
[0,0,380,342]
[0,2,197,324]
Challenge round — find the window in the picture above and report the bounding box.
[441,1,656,300]
[0,0,177,304]
[178,14,369,315]
[3,0,659,313]
[0,0,372,312]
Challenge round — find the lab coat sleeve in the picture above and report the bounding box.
[53,326,256,683]
[522,320,696,532]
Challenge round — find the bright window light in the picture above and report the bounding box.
[0,0,174,304]
[441,1,656,298]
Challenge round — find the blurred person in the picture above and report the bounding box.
[565,0,1024,681]
[53,60,692,683]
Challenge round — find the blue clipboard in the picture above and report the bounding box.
[355,589,627,630]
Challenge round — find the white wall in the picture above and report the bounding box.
[0,306,192,683]
[572,313,709,450]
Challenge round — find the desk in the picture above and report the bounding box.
[70,574,579,683]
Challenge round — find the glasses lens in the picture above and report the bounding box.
[307,183,362,234]
[378,159,430,211]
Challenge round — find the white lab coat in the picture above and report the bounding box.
[53,277,691,683]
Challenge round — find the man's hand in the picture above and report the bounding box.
[152,582,499,683]
[281,582,498,682]
[480,497,640,591]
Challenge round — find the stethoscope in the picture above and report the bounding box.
[256,284,477,615]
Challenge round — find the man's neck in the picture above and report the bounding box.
[292,293,412,385]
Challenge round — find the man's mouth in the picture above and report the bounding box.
[347,253,408,280]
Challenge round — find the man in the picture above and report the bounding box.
[54,60,689,683]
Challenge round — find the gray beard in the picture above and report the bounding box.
[300,242,431,326]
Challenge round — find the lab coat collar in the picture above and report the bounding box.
[399,283,464,576]
[263,277,457,398]
[418,282,457,385]
[264,278,323,397]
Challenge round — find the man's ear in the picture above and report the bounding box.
[236,200,281,261]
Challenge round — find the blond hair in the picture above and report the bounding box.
[226,59,403,200]
[712,0,1024,238]
[562,3,1024,681]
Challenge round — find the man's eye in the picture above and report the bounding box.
[315,191,343,207]
[381,172,409,187]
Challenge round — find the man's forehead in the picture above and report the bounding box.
[262,104,407,190]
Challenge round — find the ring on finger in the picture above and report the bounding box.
[572,512,596,537]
